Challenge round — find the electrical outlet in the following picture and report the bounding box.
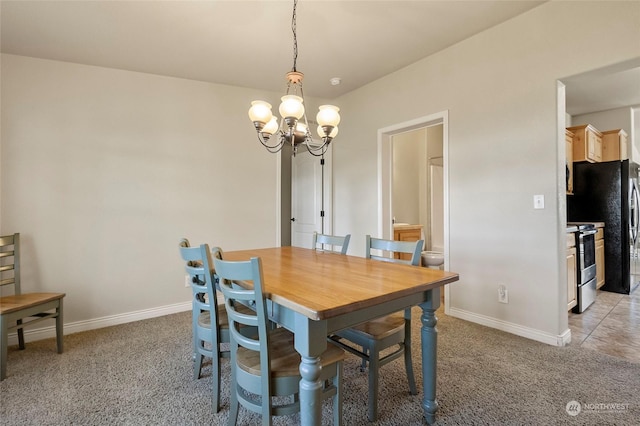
[184,274,190,288]
[498,284,508,304]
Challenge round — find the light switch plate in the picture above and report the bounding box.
[533,194,544,209]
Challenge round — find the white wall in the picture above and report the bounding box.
[332,1,640,344]
[0,54,287,327]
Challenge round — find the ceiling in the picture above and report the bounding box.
[1,0,638,114]
[564,64,640,116]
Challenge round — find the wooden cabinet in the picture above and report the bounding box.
[565,129,574,194]
[595,227,605,289]
[567,233,577,311]
[601,129,628,161]
[393,224,423,261]
[567,124,602,163]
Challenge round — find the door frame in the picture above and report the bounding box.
[378,110,450,306]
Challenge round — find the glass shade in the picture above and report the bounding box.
[316,105,340,127]
[279,95,305,119]
[262,117,279,136]
[317,125,338,139]
[248,101,273,124]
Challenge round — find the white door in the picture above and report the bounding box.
[291,146,332,248]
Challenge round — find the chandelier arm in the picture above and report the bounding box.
[265,144,285,154]
[257,132,286,152]
[305,143,329,157]
[306,140,330,157]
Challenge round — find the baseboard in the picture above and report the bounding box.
[447,307,570,347]
[6,301,191,346]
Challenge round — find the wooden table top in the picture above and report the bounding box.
[224,247,459,321]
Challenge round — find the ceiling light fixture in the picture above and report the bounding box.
[248,0,341,157]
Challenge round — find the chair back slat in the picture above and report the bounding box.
[0,233,20,294]
[0,235,15,246]
[312,232,351,255]
[178,239,222,337]
[214,256,270,367]
[366,235,423,266]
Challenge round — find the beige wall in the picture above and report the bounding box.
[332,1,640,343]
[0,54,285,327]
[392,129,424,226]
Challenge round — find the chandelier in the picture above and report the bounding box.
[247,0,341,157]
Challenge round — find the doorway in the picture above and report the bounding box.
[391,126,444,254]
[378,111,450,306]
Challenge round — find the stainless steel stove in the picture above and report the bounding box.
[568,223,597,313]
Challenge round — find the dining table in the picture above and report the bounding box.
[224,246,459,425]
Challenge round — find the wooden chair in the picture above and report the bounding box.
[311,232,351,254]
[178,238,229,412]
[214,255,345,426]
[329,235,423,421]
[0,233,65,381]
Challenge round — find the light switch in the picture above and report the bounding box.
[533,194,545,209]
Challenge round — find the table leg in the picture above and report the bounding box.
[299,355,323,425]
[295,316,327,426]
[420,287,441,424]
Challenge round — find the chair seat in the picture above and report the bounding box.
[238,327,345,378]
[348,313,405,340]
[0,293,65,315]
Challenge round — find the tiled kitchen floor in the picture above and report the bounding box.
[568,287,640,363]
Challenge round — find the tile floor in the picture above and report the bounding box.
[568,287,640,363]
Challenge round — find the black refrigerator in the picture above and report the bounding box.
[567,159,640,294]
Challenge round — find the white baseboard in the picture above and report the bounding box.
[447,307,571,347]
[6,302,191,346]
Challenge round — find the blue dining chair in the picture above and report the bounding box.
[329,235,422,421]
[0,233,65,381]
[311,232,351,254]
[214,255,345,426]
[311,231,353,362]
[178,238,228,413]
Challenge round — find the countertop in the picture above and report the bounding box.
[567,221,605,229]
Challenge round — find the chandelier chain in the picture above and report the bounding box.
[291,0,298,72]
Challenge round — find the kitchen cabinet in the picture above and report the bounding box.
[393,224,423,261]
[566,129,574,194]
[601,129,628,161]
[567,124,602,163]
[595,227,605,289]
[567,232,577,311]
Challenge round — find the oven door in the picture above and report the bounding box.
[574,228,597,313]
[578,229,597,284]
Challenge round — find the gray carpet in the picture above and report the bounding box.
[1,308,638,425]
